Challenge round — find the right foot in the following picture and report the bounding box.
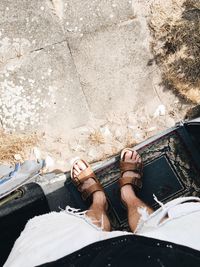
[71,159,106,205]
[120,150,142,205]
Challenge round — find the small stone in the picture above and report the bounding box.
[146,126,157,132]
[33,147,41,159]
[133,132,144,142]
[69,139,86,152]
[100,126,112,141]
[45,155,54,169]
[154,104,166,117]
[69,139,77,151]
[127,124,136,130]
[14,154,22,161]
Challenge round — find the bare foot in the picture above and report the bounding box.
[72,160,110,231]
[72,160,106,204]
[119,150,153,232]
[120,150,142,206]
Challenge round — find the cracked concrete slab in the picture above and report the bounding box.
[57,0,134,37]
[0,41,90,134]
[68,19,160,118]
[0,0,64,58]
[0,0,194,171]
[0,0,90,135]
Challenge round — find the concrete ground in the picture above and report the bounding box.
[0,0,193,171]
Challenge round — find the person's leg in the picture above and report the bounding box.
[120,151,153,232]
[72,160,111,231]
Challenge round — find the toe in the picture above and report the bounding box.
[134,173,141,179]
[73,169,79,177]
[71,159,98,194]
[77,160,87,171]
[132,150,137,160]
[73,163,81,173]
[124,150,132,160]
[136,154,140,162]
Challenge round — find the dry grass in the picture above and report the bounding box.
[88,130,105,145]
[0,130,38,164]
[184,104,200,119]
[150,0,200,103]
[123,131,137,148]
[88,127,137,163]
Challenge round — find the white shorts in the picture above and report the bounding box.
[4,197,200,267]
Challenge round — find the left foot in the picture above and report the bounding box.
[71,159,110,231]
[119,149,143,205]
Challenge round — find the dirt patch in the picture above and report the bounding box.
[150,0,200,103]
[0,130,38,164]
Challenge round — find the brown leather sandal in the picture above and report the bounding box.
[71,158,104,201]
[119,148,143,190]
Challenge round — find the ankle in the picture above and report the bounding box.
[92,191,107,207]
[121,184,137,201]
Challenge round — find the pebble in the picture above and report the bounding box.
[100,126,112,138]
[154,104,166,117]
[14,154,22,161]
[146,126,157,132]
[33,147,41,159]
[45,155,55,169]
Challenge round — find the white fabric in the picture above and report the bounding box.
[4,207,130,267]
[4,197,200,267]
[136,196,200,251]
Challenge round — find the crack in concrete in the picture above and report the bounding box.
[66,41,91,113]
[30,47,44,53]
[29,39,67,54]
[0,39,68,66]
[153,84,163,104]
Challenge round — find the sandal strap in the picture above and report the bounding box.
[71,160,104,201]
[72,166,96,187]
[120,161,143,174]
[119,176,142,189]
[81,182,104,200]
